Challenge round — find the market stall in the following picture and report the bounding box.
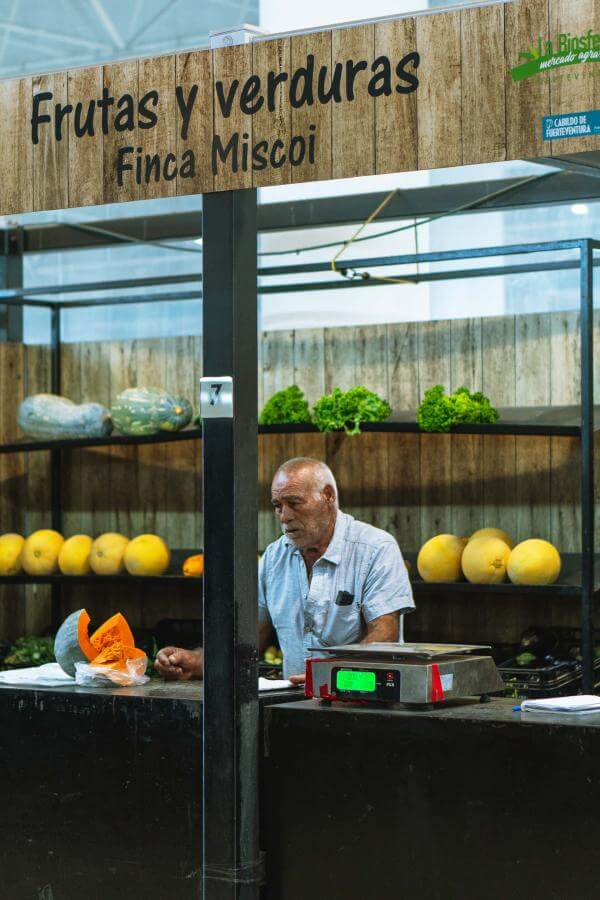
[0,0,598,897]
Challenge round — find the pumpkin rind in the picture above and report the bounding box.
[55,609,96,676]
[111,387,193,436]
[18,394,113,440]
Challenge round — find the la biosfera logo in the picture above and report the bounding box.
[511,29,600,82]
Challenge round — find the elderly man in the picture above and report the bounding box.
[155,457,414,682]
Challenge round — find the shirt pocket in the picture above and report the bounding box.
[318,598,362,647]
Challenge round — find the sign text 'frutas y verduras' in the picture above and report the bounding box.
[30,49,420,187]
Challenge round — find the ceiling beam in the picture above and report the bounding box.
[0,18,110,50]
[89,0,126,49]
[15,169,600,254]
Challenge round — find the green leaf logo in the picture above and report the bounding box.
[519,46,539,61]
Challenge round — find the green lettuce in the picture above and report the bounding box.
[417,385,499,432]
[313,386,391,435]
[259,385,312,425]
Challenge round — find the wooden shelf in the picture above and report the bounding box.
[1,406,598,455]
[1,552,596,596]
[405,553,600,598]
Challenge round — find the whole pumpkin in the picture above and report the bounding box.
[183,553,204,577]
[111,387,193,436]
[18,394,112,440]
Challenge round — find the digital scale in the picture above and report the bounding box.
[305,642,505,707]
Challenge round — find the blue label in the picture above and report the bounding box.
[543,109,600,140]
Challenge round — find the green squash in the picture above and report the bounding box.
[18,394,113,440]
[111,386,193,436]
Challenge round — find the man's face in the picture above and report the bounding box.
[271,468,335,550]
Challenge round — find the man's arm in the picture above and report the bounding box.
[155,621,274,681]
[361,610,400,644]
[360,541,414,639]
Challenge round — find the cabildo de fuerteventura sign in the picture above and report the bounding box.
[0,0,597,216]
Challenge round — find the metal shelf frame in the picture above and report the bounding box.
[0,234,598,687]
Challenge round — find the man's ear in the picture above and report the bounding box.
[323,484,335,503]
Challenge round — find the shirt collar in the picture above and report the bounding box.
[284,509,349,565]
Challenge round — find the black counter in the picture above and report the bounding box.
[0,680,300,900]
[263,698,600,900]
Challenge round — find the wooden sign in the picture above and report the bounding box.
[0,0,598,215]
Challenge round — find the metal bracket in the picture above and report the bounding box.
[209,24,268,49]
[200,376,234,419]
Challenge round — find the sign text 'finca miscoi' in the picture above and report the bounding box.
[30,49,420,184]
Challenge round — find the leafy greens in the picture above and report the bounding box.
[417,385,499,432]
[312,386,391,435]
[259,385,312,426]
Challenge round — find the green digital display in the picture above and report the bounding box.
[336,669,377,693]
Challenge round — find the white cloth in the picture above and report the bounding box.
[0,663,72,687]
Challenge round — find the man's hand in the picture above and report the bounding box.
[289,674,305,686]
[154,647,203,681]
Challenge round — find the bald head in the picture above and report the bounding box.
[271,458,339,551]
[273,457,338,506]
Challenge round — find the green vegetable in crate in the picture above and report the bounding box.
[259,385,312,426]
[3,635,55,667]
[18,394,113,440]
[416,385,499,433]
[111,386,193,436]
[312,386,391,435]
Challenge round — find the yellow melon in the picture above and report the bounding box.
[0,533,25,576]
[507,539,561,586]
[124,534,170,576]
[58,535,93,575]
[90,533,130,575]
[461,536,511,584]
[22,529,64,576]
[469,527,514,549]
[417,534,467,583]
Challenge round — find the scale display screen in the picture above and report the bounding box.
[336,669,377,693]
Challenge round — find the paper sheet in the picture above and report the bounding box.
[259,677,297,692]
[521,695,600,714]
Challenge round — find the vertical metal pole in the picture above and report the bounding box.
[50,306,62,630]
[580,241,594,692]
[201,190,259,900]
[0,227,24,341]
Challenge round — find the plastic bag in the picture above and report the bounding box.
[74,655,149,687]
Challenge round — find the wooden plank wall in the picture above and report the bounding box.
[258,310,595,555]
[0,307,597,643]
[0,0,598,215]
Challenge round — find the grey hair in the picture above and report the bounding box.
[273,457,339,506]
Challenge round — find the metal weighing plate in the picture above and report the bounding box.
[310,642,492,660]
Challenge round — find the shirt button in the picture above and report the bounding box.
[303,625,311,634]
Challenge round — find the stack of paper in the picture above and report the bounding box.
[521,695,600,714]
[258,677,297,692]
